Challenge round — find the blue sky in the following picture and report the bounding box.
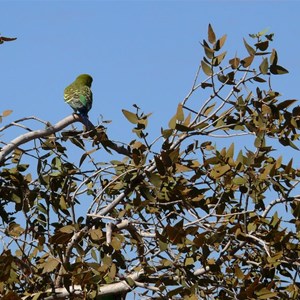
[2,0,300,148]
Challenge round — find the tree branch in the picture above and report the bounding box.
[0,114,132,164]
[261,194,300,218]
[41,271,143,300]
[0,115,79,164]
[55,225,89,287]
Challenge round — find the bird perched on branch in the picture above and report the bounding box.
[64,74,93,128]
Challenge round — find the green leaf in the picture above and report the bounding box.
[175,123,191,132]
[226,143,234,158]
[266,33,274,41]
[154,155,166,176]
[37,203,47,214]
[255,288,277,299]
[185,257,194,266]
[203,44,215,59]
[270,64,289,75]
[259,57,269,74]
[103,254,112,267]
[12,149,23,164]
[208,24,216,44]
[7,223,24,237]
[243,38,255,55]
[278,99,297,110]
[258,28,269,36]
[111,237,122,250]
[255,40,269,51]
[253,76,266,83]
[125,277,135,287]
[79,152,88,167]
[42,257,60,274]
[59,195,68,210]
[91,249,98,262]
[147,172,162,188]
[214,34,227,51]
[241,55,254,67]
[122,109,138,124]
[70,137,85,150]
[176,103,184,122]
[59,225,75,234]
[161,128,173,138]
[212,51,227,66]
[201,60,212,76]
[275,156,282,169]
[233,177,247,185]
[217,73,228,83]
[52,157,62,170]
[90,229,103,241]
[203,103,216,116]
[210,164,230,179]
[229,57,240,69]
[183,112,191,126]
[259,163,274,180]
[168,113,177,129]
[201,82,213,88]
[270,49,278,65]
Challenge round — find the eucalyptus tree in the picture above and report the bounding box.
[0,26,299,299]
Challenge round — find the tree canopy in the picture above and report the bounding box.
[0,25,299,300]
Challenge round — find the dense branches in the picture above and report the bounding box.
[0,26,300,299]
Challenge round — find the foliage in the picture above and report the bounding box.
[0,25,300,299]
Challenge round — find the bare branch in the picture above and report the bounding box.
[262,194,300,218]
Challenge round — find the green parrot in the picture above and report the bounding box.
[64,74,93,127]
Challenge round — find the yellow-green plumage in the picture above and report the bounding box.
[64,74,93,116]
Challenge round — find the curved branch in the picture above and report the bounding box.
[41,271,143,300]
[0,114,80,164]
[261,194,300,218]
[0,116,49,133]
[0,114,132,164]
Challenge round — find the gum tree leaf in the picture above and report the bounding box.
[243,38,255,55]
[229,57,240,69]
[122,109,138,124]
[241,55,254,67]
[2,110,13,117]
[214,34,227,51]
[270,49,278,65]
[208,24,216,44]
[259,57,269,74]
[270,65,289,75]
[201,60,212,76]
[255,40,269,51]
